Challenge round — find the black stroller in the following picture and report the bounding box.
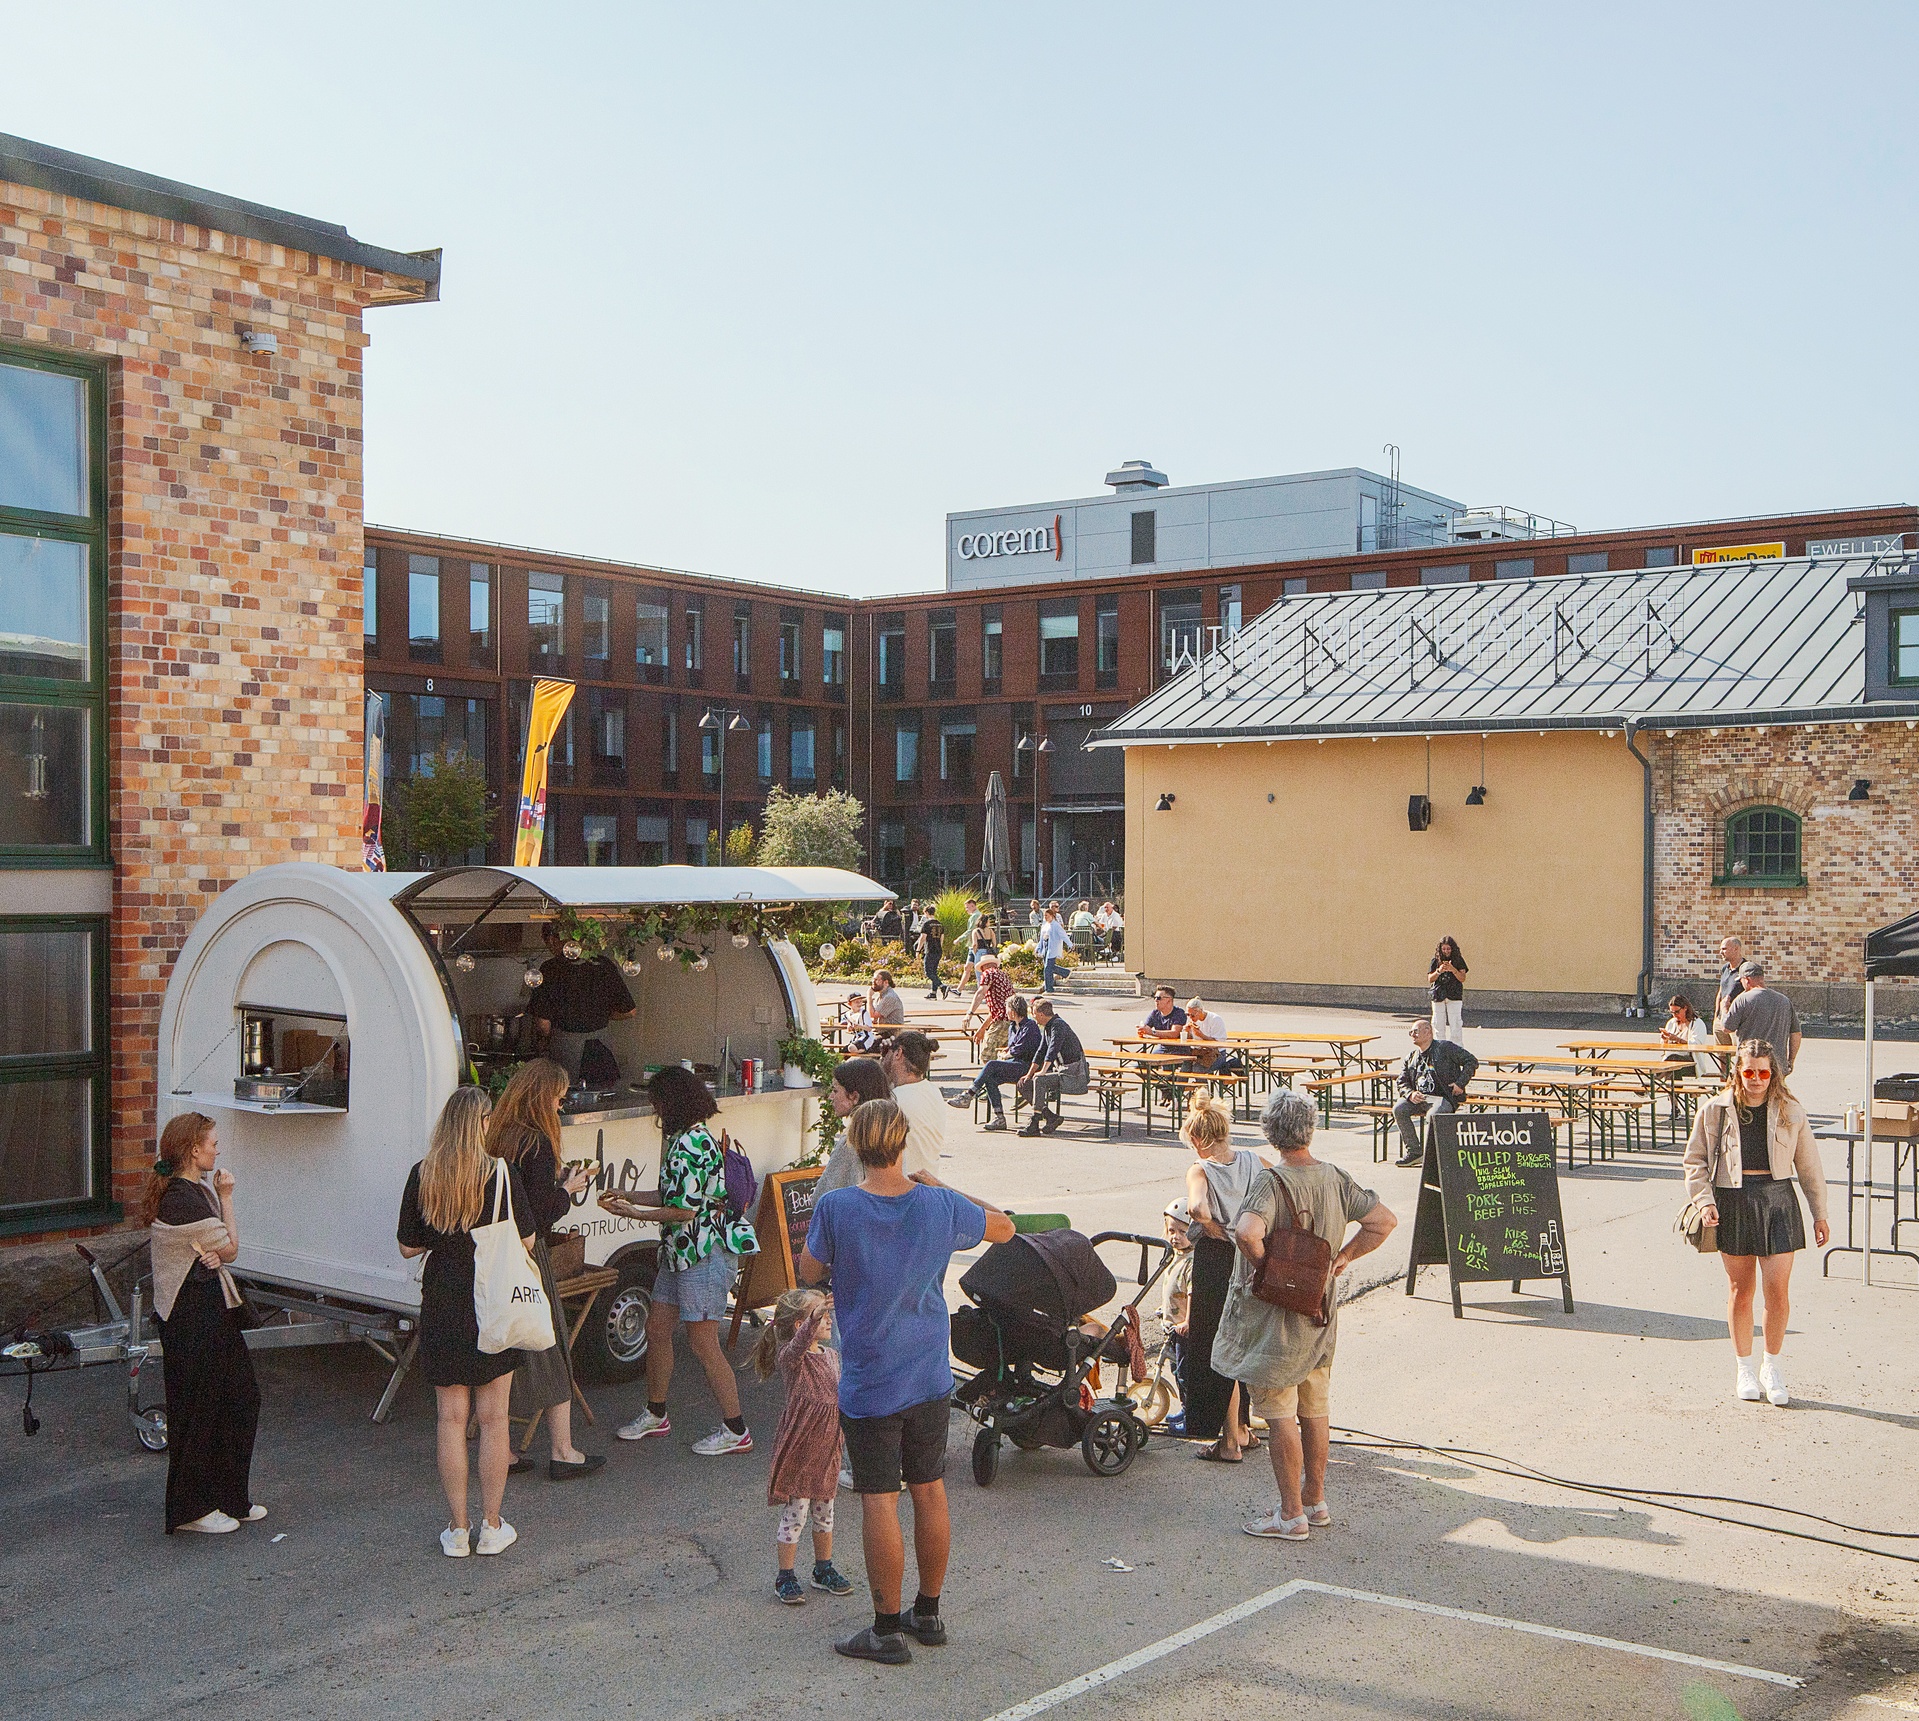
[951,1228,1176,1485]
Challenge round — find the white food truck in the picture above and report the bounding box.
[154,861,885,1405]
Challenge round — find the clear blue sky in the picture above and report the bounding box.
[9,4,1916,594]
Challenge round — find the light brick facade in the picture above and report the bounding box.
[1,165,431,1235]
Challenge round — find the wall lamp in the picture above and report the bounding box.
[1849,779,1872,802]
[238,324,278,355]
[1155,793,1176,812]
[1465,735,1488,805]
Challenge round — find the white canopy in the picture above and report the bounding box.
[391,864,889,921]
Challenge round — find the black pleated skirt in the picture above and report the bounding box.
[1716,1177,1805,1257]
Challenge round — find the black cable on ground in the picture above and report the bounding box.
[1332,1424,1919,1567]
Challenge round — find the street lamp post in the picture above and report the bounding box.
[1015,727,1055,898]
[698,706,752,864]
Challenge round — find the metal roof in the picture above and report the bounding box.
[1090,554,1919,746]
[0,132,439,302]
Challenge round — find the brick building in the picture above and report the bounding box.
[1,134,436,1242]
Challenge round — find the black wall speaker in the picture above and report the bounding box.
[1408,794,1432,831]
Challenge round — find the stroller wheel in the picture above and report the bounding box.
[972,1428,1001,1487]
[1081,1407,1141,1478]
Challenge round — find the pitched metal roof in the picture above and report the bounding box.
[1091,554,1919,746]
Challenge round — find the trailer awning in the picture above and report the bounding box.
[392,865,890,920]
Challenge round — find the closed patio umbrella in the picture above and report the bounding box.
[981,770,1014,899]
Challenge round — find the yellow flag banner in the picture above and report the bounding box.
[513,679,576,866]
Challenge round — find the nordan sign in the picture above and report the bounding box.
[957,514,1063,562]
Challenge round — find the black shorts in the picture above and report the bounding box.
[840,1395,950,1495]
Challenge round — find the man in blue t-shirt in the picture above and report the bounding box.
[803,1098,1014,1667]
[1141,985,1187,1041]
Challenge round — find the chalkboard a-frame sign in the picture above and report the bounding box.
[727,1166,823,1350]
[1404,1112,1574,1317]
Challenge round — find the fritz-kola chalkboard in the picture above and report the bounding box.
[1404,1112,1573,1317]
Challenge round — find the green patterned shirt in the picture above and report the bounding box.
[658,1123,757,1271]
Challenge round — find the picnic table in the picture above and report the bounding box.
[1485,1054,1693,1148]
[1562,1035,1730,1068]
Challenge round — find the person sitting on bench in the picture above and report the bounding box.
[1392,1020,1476,1168]
[1018,1000,1089,1138]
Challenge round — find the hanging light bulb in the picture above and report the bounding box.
[656,942,676,961]
[453,952,477,973]
[819,943,837,963]
[522,965,544,989]
[619,956,642,976]
[562,939,584,962]
[731,931,751,949]
[692,951,710,973]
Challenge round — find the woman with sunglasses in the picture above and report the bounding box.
[1682,1038,1830,1406]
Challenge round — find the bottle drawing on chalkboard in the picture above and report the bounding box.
[1540,1219,1564,1275]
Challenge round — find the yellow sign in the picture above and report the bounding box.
[512,679,576,866]
[1691,541,1786,566]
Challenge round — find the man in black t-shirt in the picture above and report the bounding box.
[1019,1000,1089,1137]
[1141,986,1187,1042]
[532,925,637,1080]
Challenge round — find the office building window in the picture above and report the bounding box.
[685,602,704,673]
[1350,569,1388,591]
[830,715,846,787]
[1420,564,1469,586]
[583,581,610,666]
[1158,590,1202,676]
[822,616,846,687]
[636,593,669,677]
[1494,558,1535,580]
[895,718,919,783]
[685,817,711,866]
[929,610,956,690]
[1644,546,1679,568]
[1219,585,1242,636]
[1039,601,1079,680]
[661,703,679,775]
[928,817,967,875]
[1567,551,1609,575]
[583,813,618,866]
[528,571,565,669]
[790,721,816,782]
[1011,706,1034,780]
[757,715,775,780]
[635,813,668,866]
[590,689,626,768]
[878,820,906,882]
[468,563,491,661]
[1283,577,1309,596]
[407,554,441,662]
[1131,510,1157,565]
[939,715,976,784]
[700,728,720,782]
[1096,595,1120,687]
[779,612,802,688]
[981,607,1003,691]
[878,613,905,695]
[733,603,752,688]
[363,550,379,655]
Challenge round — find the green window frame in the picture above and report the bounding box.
[0,915,114,1234]
[1891,608,1919,687]
[0,342,109,866]
[1715,806,1804,889]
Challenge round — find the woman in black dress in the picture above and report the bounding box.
[487,1059,603,1480]
[144,1111,262,1534]
[398,1085,537,1557]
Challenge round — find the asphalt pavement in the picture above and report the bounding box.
[4,991,1917,1720]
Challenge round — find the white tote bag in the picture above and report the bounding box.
[472,1160,556,1355]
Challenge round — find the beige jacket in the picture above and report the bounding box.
[1681,1092,1828,1229]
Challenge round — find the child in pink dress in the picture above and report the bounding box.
[752,1287,854,1604]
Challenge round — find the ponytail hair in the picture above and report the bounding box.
[750,1286,829,1380]
[143,1112,214,1227]
[1180,1091,1233,1155]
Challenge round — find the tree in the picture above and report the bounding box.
[723,821,758,867]
[754,787,866,871]
[381,748,490,869]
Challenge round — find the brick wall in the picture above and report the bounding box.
[1,174,424,1225]
[1654,724,1919,993]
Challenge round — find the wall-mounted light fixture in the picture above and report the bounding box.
[238,324,278,355]
[1849,779,1872,802]
[1155,792,1176,812]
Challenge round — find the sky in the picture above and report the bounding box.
[7,3,1918,595]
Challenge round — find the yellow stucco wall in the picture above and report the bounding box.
[1124,731,1644,996]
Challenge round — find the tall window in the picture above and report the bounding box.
[1039,601,1079,681]
[590,689,626,770]
[685,817,711,866]
[0,921,106,1219]
[701,728,720,782]
[928,611,957,691]
[1130,510,1157,565]
[528,571,565,670]
[583,581,610,668]
[822,617,846,687]
[1095,595,1120,687]
[468,563,491,662]
[1892,609,1919,685]
[363,549,379,656]
[779,612,802,687]
[830,715,847,788]
[878,820,906,881]
[895,718,919,783]
[636,594,669,678]
[661,703,679,776]
[757,715,774,780]
[583,813,618,866]
[1219,584,1243,636]
[790,721,816,782]
[635,813,668,866]
[1720,807,1803,887]
[939,715,976,784]
[733,603,752,688]
[1158,590,1202,678]
[981,607,1003,691]
[407,554,441,662]
[684,602,704,674]
[878,614,905,695]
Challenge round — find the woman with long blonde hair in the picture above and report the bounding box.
[398,1084,537,1556]
[1683,1038,1830,1406]
[487,1060,603,1481]
[1179,1093,1270,1461]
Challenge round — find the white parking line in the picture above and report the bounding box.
[978,1578,1802,1721]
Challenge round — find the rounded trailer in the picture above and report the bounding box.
[16,861,883,1446]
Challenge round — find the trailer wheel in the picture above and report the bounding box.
[576,1251,656,1384]
[134,1407,168,1452]
[1080,1407,1140,1477]
[971,1428,1000,1487]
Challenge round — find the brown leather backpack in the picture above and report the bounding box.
[1250,1173,1334,1326]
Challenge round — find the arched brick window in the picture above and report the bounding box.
[1719,806,1803,887]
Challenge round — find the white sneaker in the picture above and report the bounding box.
[692,1425,753,1456]
[617,1409,671,1442]
[1759,1355,1789,1407]
[440,1526,470,1558]
[474,1518,517,1556]
[1303,1501,1333,1528]
[1736,1357,1763,1402]
[178,1509,240,1535]
[839,1466,854,1492]
[1242,1508,1310,1540]
[241,1504,267,1522]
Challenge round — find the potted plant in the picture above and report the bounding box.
[777,1032,838,1091]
